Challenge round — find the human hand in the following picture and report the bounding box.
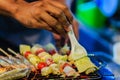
[53,19,79,48]
[13,0,73,36]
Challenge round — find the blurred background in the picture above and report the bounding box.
[69,0,120,79]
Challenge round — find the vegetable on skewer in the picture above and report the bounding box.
[31,44,53,66]
[19,45,41,68]
[74,56,98,74]
[49,63,60,75]
[59,44,70,55]
[45,43,68,63]
[58,60,79,77]
[20,44,52,76]
[31,44,61,75]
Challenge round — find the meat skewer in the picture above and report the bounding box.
[31,44,60,75]
[20,44,53,76]
[0,48,31,80]
[7,48,36,72]
[0,48,27,68]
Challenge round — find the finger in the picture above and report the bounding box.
[47,1,73,23]
[38,11,58,27]
[44,4,69,26]
[55,24,66,36]
[72,20,79,39]
[52,33,61,40]
[29,18,52,31]
[63,25,71,32]
[52,33,67,48]
[37,11,66,35]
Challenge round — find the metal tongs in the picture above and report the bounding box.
[68,25,87,61]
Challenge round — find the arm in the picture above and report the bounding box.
[0,0,73,36]
[0,0,18,17]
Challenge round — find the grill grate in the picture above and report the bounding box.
[20,71,101,80]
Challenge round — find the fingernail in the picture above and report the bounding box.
[64,26,71,32]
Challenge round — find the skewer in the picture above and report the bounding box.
[0,48,18,62]
[7,48,30,63]
[8,49,36,74]
[0,48,10,57]
[7,48,17,56]
[0,48,23,67]
[7,48,22,59]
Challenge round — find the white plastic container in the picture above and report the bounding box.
[113,42,120,65]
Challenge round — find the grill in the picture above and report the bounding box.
[19,54,106,80]
[20,71,101,80]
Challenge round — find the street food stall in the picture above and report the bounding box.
[0,0,120,80]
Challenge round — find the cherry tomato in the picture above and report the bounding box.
[37,62,47,70]
[24,51,31,58]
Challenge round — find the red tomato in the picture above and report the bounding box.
[37,62,47,70]
[24,51,31,58]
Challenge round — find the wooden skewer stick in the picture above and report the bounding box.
[7,48,17,56]
[7,48,23,59]
[0,48,10,57]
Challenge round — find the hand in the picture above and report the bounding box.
[13,0,73,35]
[53,19,79,48]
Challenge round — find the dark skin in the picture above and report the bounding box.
[52,0,79,46]
[0,0,73,34]
[0,0,79,46]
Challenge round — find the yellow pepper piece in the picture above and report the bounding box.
[74,56,98,74]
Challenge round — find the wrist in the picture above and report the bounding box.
[0,0,17,16]
[0,0,28,17]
